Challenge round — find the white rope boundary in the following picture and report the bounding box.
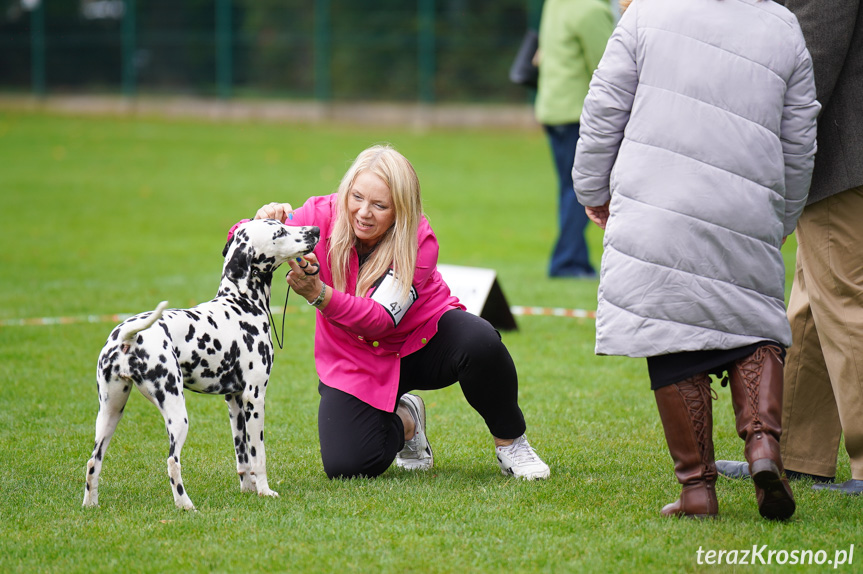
[0,305,596,327]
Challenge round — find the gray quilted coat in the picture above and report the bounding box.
[572,0,820,358]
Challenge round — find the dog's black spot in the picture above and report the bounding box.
[144,362,169,383]
[240,322,260,336]
[183,310,200,322]
[257,341,273,375]
[213,339,222,351]
[251,446,257,457]
[185,325,196,343]
[207,316,218,329]
[159,322,170,338]
[197,333,211,350]
[176,483,184,496]
[165,373,179,395]
[159,355,167,363]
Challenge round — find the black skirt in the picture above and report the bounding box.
[647,341,785,390]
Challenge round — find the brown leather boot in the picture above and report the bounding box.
[728,345,795,520]
[654,373,718,518]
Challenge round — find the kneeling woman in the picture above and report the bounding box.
[253,145,549,480]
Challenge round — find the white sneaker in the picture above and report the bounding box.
[496,435,550,480]
[395,393,433,470]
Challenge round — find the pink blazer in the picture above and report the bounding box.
[288,194,463,411]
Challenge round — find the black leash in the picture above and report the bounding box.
[266,274,289,350]
[268,263,319,350]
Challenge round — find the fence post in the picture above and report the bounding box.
[121,0,136,96]
[314,0,331,101]
[216,0,232,99]
[417,0,435,103]
[30,0,45,97]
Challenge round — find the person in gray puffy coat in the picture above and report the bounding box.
[572,0,820,520]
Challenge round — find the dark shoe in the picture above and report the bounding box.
[718,461,834,483]
[717,460,751,479]
[811,479,863,495]
[654,374,719,519]
[728,345,795,520]
[786,470,834,483]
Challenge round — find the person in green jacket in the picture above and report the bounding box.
[535,0,614,278]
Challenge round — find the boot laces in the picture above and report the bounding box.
[677,375,716,476]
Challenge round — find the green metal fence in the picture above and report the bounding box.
[1,0,546,104]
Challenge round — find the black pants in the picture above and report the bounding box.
[647,340,786,390]
[317,309,526,479]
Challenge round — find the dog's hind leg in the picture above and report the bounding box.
[83,372,133,507]
[225,393,255,492]
[156,391,196,511]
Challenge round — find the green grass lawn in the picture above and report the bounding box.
[0,110,859,573]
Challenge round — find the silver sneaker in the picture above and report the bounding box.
[496,435,550,480]
[395,393,433,470]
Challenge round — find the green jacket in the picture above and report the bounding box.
[535,0,615,125]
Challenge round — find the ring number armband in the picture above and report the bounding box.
[309,284,327,307]
[370,269,417,327]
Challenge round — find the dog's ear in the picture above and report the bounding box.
[222,235,234,258]
[223,242,250,295]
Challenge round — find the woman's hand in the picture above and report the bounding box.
[286,253,329,307]
[585,201,610,230]
[255,202,294,223]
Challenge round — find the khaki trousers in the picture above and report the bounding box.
[781,185,863,479]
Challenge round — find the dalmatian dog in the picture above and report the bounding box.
[83,219,319,510]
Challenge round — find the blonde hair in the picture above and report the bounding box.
[619,0,633,13]
[329,145,422,299]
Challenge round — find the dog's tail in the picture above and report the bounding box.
[118,301,170,344]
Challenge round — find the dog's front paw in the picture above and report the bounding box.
[258,488,279,498]
[176,501,197,512]
[82,492,99,507]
